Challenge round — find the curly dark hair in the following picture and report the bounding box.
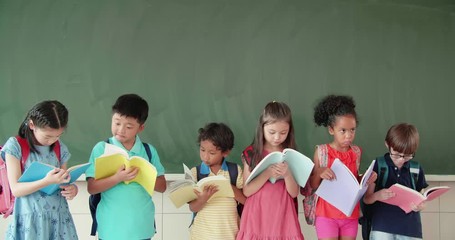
[197,122,234,152]
[313,94,357,127]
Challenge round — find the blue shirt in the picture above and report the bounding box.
[85,136,165,240]
[371,153,428,238]
[1,137,78,240]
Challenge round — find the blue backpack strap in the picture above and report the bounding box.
[142,142,152,161]
[225,161,238,186]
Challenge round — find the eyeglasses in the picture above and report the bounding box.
[389,152,415,160]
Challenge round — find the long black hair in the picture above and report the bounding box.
[18,100,68,153]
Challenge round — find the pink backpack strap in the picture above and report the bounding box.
[15,136,61,170]
[15,136,29,171]
[350,145,361,170]
[53,141,61,162]
[317,144,329,167]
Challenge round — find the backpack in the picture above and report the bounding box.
[89,139,153,236]
[301,144,361,225]
[0,136,61,218]
[358,156,420,240]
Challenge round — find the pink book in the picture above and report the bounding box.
[381,184,450,213]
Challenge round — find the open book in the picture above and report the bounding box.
[245,148,314,187]
[167,163,234,208]
[316,159,375,216]
[381,184,450,213]
[18,162,91,195]
[94,143,157,197]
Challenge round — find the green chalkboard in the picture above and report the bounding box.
[0,0,454,174]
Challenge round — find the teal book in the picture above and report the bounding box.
[18,161,91,195]
[245,148,314,187]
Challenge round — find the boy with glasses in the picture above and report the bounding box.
[363,123,428,240]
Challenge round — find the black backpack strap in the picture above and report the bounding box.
[225,161,238,186]
[196,164,209,181]
[142,142,152,161]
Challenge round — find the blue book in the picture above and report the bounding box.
[245,148,314,187]
[18,161,91,195]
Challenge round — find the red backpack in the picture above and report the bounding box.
[0,136,60,218]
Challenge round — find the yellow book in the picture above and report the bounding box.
[167,163,234,208]
[95,143,157,197]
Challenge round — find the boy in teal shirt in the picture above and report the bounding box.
[86,94,167,240]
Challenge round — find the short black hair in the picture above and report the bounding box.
[112,94,149,124]
[197,122,234,152]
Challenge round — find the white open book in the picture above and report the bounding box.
[316,159,375,217]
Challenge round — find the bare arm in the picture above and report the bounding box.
[188,184,218,212]
[6,153,69,197]
[242,159,279,197]
[363,181,395,205]
[232,184,246,204]
[154,175,167,193]
[309,148,335,189]
[309,149,323,189]
[280,162,299,198]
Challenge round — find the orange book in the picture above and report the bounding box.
[381,184,450,213]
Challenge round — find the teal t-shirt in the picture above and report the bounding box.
[86,136,165,240]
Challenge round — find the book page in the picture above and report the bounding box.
[67,162,91,183]
[128,157,157,196]
[315,158,362,216]
[359,160,376,188]
[168,184,197,208]
[197,175,234,200]
[245,151,284,185]
[18,162,69,195]
[424,186,450,201]
[94,153,127,179]
[183,163,196,182]
[381,183,425,213]
[282,148,314,187]
[101,143,129,158]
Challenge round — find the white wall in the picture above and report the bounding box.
[1,175,454,240]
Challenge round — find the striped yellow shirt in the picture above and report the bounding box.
[190,164,243,240]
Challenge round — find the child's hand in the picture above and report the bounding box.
[367,172,378,185]
[194,184,219,202]
[319,167,336,180]
[275,162,290,178]
[376,188,396,201]
[115,165,139,182]
[45,168,70,184]
[60,184,78,200]
[410,201,426,212]
[265,163,282,179]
